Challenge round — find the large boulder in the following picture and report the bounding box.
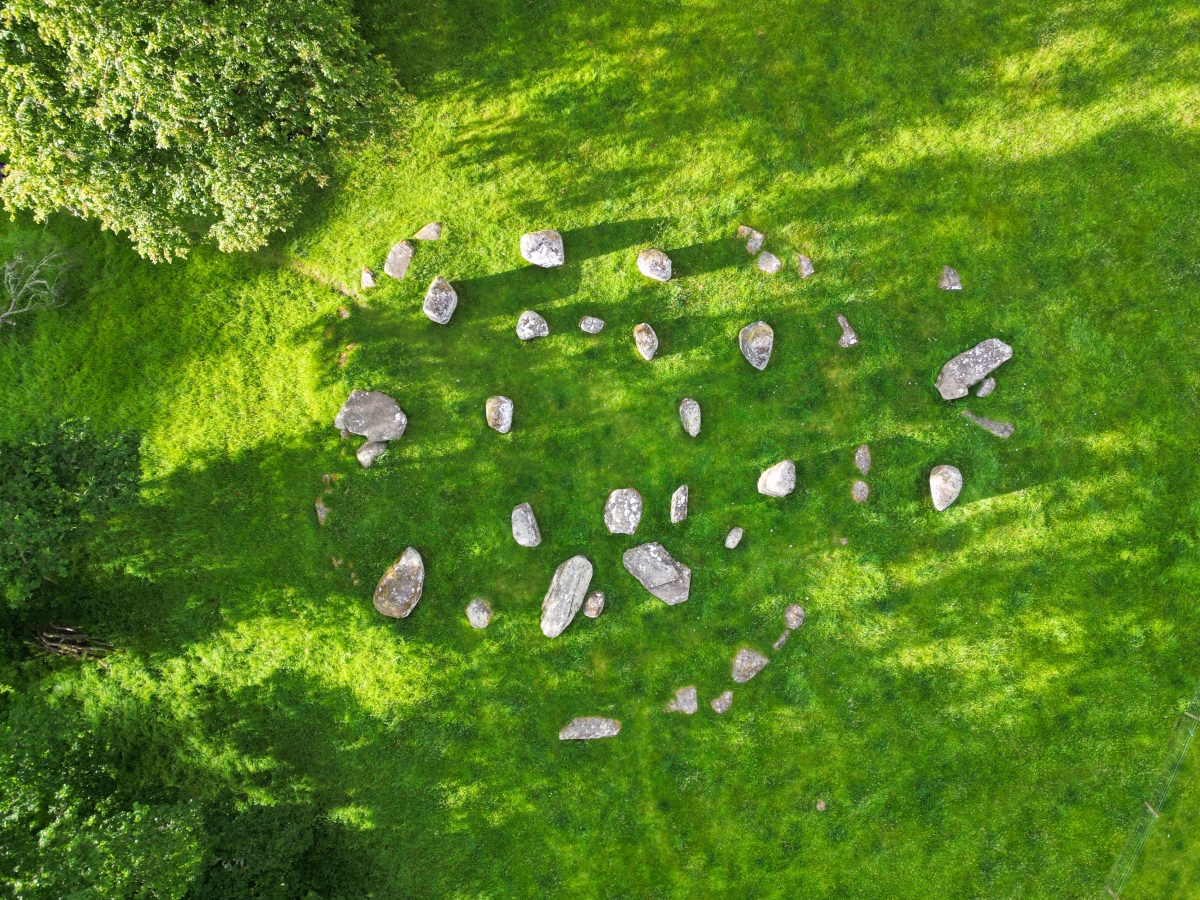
[466,598,492,629]
[836,314,858,348]
[335,390,407,442]
[374,548,425,618]
[521,230,565,268]
[670,485,689,523]
[511,502,542,547]
[604,488,643,535]
[622,542,691,605]
[516,310,549,340]
[679,398,701,437]
[731,648,769,683]
[540,555,593,637]
[423,277,458,324]
[637,249,672,282]
[930,465,963,511]
[961,409,1015,438]
[739,321,774,370]
[935,338,1013,399]
[666,686,698,714]
[758,460,796,497]
[580,316,606,334]
[633,323,659,360]
[940,266,963,290]
[559,717,620,740]
[384,240,414,279]
[486,396,514,433]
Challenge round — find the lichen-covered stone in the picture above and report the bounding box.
[757,251,782,274]
[837,314,858,348]
[521,230,564,268]
[580,316,605,334]
[583,591,605,618]
[670,485,689,523]
[798,255,815,278]
[930,465,963,511]
[732,648,770,683]
[961,409,1015,438]
[559,717,620,740]
[855,444,872,475]
[679,398,701,437]
[666,686,698,714]
[725,527,744,549]
[940,266,963,290]
[374,548,424,618]
[486,396,513,433]
[758,460,796,497]
[711,691,733,714]
[622,542,691,605]
[423,276,458,324]
[935,339,1013,400]
[633,323,658,360]
[384,241,414,279]
[335,390,407,442]
[511,502,541,547]
[852,480,869,503]
[466,598,492,629]
[738,321,774,370]
[356,441,388,468]
[604,489,643,535]
[785,604,806,630]
[516,310,549,340]
[637,249,672,282]
[541,556,593,638]
[414,222,443,240]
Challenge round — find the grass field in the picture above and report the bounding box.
[3,0,1200,896]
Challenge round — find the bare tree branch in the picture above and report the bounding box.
[0,250,67,327]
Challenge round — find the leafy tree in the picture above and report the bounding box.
[0,420,141,608]
[0,0,389,261]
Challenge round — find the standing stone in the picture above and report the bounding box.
[559,717,620,740]
[633,323,659,360]
[374,547,425,618]
[852,480,870,503]
[976,377,997,397]
[758,460,796,497]
[738,321,774,370]
[361,267,376,290]
[540,555,594,638]
[785,604,806,629]
[935,339,1013,399]
[732,648,770,683]
[335,390,408,441]
[757,251,782,274]
[711,691,734,714]
[583,591,605,618]
[836,314,858,348]
[384,241,415,279]
[737,225,765,254]
[940,266,963,290]
[622,542,692,605]
[315,498,329,526]
[414,222,443,240]
[666,686,698,714]
[521,230,565,268]
[423,277,458,324]
[855,444,872,475]
[580,316,606,334]
[961,409,1015,438]
[679,398,701,437]
[486,396,514,433]
[725,527,744,549]
[670,485,689,523]
[930,465,963,511]
[604,489,643,535]
[637,249,672,282]
[516,310,549,340]
[511,502,542,547]
[798,255,815,278]
[356,441,388,467]
[466,598,492,629]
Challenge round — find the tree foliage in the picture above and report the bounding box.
[0,0,389,261]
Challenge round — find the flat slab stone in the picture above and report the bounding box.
[940,266,963,290]
[725,527,744,549]
[414,222,442,240]
[335,390,407,442]
[757,251,782,274]
[541,555,593,638]
[785,604,806,629]
[356,440,388,467]
[637,248,672,281]
[583,591,605,618]
[580,316,605,334]
[374,547,424,618]
[976,377,997,397]
[711,690,733,714]
[737,225,765,253]
[679,398,701,437]
[930,465,963,511]
[758,460,796,497]
[732,648,770,683]
[361,267,376,289]
[604,488,643,535]
[852,480,869,503]
[633,323,658,360]
[837,314,858,348]
[670,485,688,523]
[798,255,815,278]
[466,598,492,629]
[384,241,414,279]
[516,310,549,340]
[423,276,458,324]
[486,396,513,433]
[622,542,691,605]
[666,686,698,714]
[935,338,1013,400]
[521,230,564,268]
[962,409,1015,438]
[855,444,872,475]
[559,717,620,740]
[511,502,541,547]
[739,321,774,370]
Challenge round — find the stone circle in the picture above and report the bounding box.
[725,527,744,549]
[516,310,549,340]
[580,316,605,334]
[731,648,770,683]
[935,338,1013,400]
[486,396,514,433]
[637,248,672,282]
[374,547,425,618]
[633,323,659,360]
[670,485,689,523]
[679,398,701,437]
[559,717,620,740]
[711,691,733,714]
[622,542,691,605]
[757,251,782,274]
[758,460,796,497]
[666,686,698,714]
[604,488,643,535]
[423,276,458,325]
[583,591,605,618]
[511,502,542,547]
[738,321,774,370]
[521,230,564,268]
[541,555,594,638]
[930,465,963,511]
[384,240,414,279]
[466,598,492,629]
[940,266,963,290]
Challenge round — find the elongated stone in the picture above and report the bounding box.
[670,485,688,523]
[935,339,1013,400]
[540,556,593,637]
[962,409,1014,438]
[725,527,744,549]
[414,222,443,240]
[837,314,858,348]
[679,398,701,436]
[559,717,620,740]
[855,444,872,475]
[511,502,541,547]
[634,323,658,360]
[486,396,513,433]
[384,241,414,279]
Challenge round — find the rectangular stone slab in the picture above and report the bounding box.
[622,542,691,605]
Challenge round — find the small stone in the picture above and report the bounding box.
[583,591,605,618]
[521,230,564,268]
[930,465,963,511]
[736,225,765,254]
[559,717,620,740]
[580,316,605,334]
[315,498,329,526]
[670,485,689,523]
[725,527,744,549]
[338,306,351,319]
[816,799,827,812]
[466,598,492,629]
[622,542,692,605]
[935,339,1013,399]
[836,314,858,348]
[633,323,658,360]
[511,502,542,547]
[940,266,963,290]
[852,480,869,503]
[423,276,458,324]
[961,409,1015,438]
[757,251,782,274]
[360,267,376,290]
[374,547,424,618]
[637,248,672,282]
[855,444,872,475]
[337,352,349,369]
[666,686,698,714]
[414,221,443,240]
[711,691,733,714]
[772,631,789,650]
[356,441,388,467]
[976,377,997,397]
[541,555,594,638]
[732,648,770,683]
[758,460,796,497]
[798,255,815,278]
[335,390,407,442]
[604,488,643,535]
[738,321,774,370]
[486,396,514,433]
[679,398,701,437]
[785,604,806,629]
[516,310,549,340]
[384,241,415,279]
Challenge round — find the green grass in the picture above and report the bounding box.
[4,0,1200,895]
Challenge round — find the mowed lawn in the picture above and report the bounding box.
[3,0,1200,896]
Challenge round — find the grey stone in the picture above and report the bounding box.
[737,225,765,254]
[940,266,963,290]
[817,799,827,812]
[935,339,1014,400]
[855,444,872,475]
[486,396,513,433]
[836,314,858,348]
[374,547,424,618]
[516,310,549,340]
[976,377,997,397]
[466,598,492,629]
[384,241,415,279]
[757,251,782,274]
[540,555,594,638]
[633,323,658,360]
[758,460,796,497]
[335,390,408,442]
[511,502,542,547]
[711,691,733,714]
[852,480,869,503]
[315,498,329,526]
[798,255,815,278]
[559,717,620,740]
[622,542,692,605]
[423,276,458,324]
[666,686,698,714]
[637,248,672,282]
[670,485,689,524]
[725,527,744,549]
[356,440,388,467]
[583,591,605,618]
[361,267,376,290]
[930,465,963,511]
[739,321,774,370]
[521,230,564,268]
[414,222,443,241]
[580,316,606,334]
[962,409,1015,438]
[732,648,770,683]
[772,631,789,650]
[604,488,643,535]
[785,604,806,629]
[679,398,701,437]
